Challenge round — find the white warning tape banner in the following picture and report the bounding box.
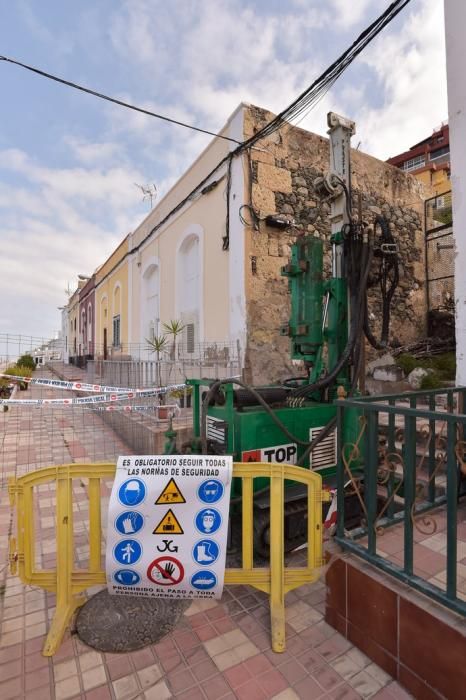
[0,383,188,406]
[0,374,178,394]
[87,404,181,414]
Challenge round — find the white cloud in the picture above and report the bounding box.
[0,146,148,336]
[357,0,447,159]
[329,0,379,28]
[0,0,447,341]
[65,138,122,165]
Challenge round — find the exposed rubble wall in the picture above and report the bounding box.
[242,105,433,385]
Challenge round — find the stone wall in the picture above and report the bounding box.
[242,105,432,385]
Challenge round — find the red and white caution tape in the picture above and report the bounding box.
[0,383,187,406]
[0,374,187,395]
[323,489,337,529]
[323,480,353,529]
[87,404,181,415]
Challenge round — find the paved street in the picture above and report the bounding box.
[0,366,411,699]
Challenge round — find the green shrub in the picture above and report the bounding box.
[15,365,33,378]
[4,364,33,378]
[3,365,21,377]
[17,354,36,370]
[396,354,420,375]
[420,372,443,390]
[430,352,456,379]
[3,364,33,389]
[396,352,456,381]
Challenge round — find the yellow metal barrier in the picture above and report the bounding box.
[8,462,329,656]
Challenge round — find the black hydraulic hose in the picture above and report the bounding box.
[364,215,399,349]
[297,328,365,467]
[200,378,314,453]
[297,416,337,467]
[291,237,373,399]
[283,374,309,387]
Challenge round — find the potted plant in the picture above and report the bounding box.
[162,320,185,361]
[169,386,192,408]
[3,364,32,390]
[0,378,12,410]
[146,334,168,387]
[17,354,36,371]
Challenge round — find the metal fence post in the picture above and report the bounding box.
[364,411,378,556]
[269,465,285,653]
[446,419,458,599]
[403,414,416,577]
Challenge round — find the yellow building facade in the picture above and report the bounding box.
[94,236,130,359]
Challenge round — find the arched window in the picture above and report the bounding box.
[113,284,121,348]
[142,263,159,342]
[100,295,108,356]
[178,233,200,354]
[87,303,92,352]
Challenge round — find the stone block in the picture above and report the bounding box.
[366,353,395,376]
[373,365,404,382]
[251,148,275,166]
[252,184,275,215]
[257,162,292,193]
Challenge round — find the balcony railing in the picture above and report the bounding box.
[335,386,466,616]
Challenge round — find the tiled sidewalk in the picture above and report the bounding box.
[0,366,412,699]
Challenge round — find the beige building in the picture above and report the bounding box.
[123,103,430,383]
[127,105,244,364]
[95,236,130,359]
[66,281,86,364]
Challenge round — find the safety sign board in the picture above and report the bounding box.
[153,509,184,535]
[155,478,186,504]
[147,556,184,585]
[191,570,217,590]
[106,454,232,600]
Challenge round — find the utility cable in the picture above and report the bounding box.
[242,0,412,148]
[200,378,314,453]
[137,0,412,255]
[0,0,412,290]
[0,54,242,145]
[364,215,399,349]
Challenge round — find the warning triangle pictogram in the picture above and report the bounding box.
[155,478,186,505]
[153,509,184,535]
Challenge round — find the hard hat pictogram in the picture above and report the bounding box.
[118,478,146,506]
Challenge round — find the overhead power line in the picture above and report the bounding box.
[242,0,412,148]
[0,54,241,145]
[1,0,411,280]
[85,0,414,283]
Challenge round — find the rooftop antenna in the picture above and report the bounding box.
[134,183,157,209]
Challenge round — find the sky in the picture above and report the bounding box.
[0,0,447,342]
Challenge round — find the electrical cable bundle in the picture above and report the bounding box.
[241,0,411,150]
[364,215,399,349]
[0,0,412,268]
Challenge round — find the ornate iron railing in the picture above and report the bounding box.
[335,386,466,616]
